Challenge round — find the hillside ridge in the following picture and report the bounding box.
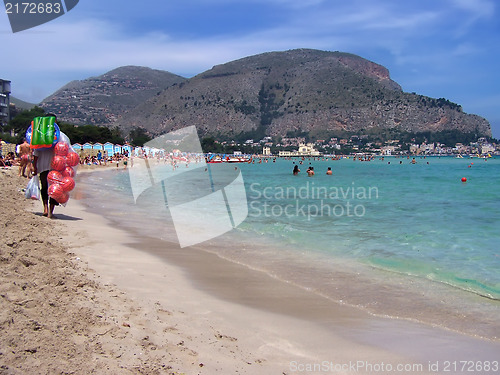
[40,66,186,125]
[39,49,491,139]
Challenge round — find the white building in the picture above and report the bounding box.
[480,143,495,154]
[381,145,396,155]
[278,143,320,157]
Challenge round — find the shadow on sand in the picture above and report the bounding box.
[33,212,83,221]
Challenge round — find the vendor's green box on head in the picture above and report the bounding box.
[28,116,60,149]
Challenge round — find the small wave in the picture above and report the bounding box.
[366,256,500,301]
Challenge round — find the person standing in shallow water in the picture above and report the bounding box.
[307,166,315,177]
[293,165,300,175]
[326,167,332,175]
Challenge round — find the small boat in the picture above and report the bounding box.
[206,154,252,163]
[206,154,224,163]
[226,156,252,163]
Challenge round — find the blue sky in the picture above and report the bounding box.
[2,0,499,137]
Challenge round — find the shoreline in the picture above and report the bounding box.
[65,168,500,372]
[2,165,499,373]
[60,186,419,373]
[76,164,500,342]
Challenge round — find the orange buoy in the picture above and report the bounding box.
[461,177,467,182]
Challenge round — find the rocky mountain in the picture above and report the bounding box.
[40,66,186,125]
[116,49,491,139]
[39,49,491,139]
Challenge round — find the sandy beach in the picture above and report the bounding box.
[0,167,200,374]
[1,165,499,374]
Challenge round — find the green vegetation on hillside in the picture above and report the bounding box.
[128,127,152,147]
[58,123,124,145]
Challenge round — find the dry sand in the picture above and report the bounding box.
[0,167,199,374]
[1,166,499,374]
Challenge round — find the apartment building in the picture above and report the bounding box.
[0,79,11,127]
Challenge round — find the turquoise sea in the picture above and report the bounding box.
[77,156,500,337]
[242,156,500,300]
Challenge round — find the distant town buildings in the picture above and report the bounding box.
[224,135,500,157]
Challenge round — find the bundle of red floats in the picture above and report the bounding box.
[47,141,79,204]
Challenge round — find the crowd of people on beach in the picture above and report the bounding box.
[0,137,133,174]
[80,150,129,167]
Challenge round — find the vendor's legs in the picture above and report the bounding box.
[39,171,58,217]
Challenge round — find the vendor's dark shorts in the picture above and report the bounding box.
[39,170,59,206]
